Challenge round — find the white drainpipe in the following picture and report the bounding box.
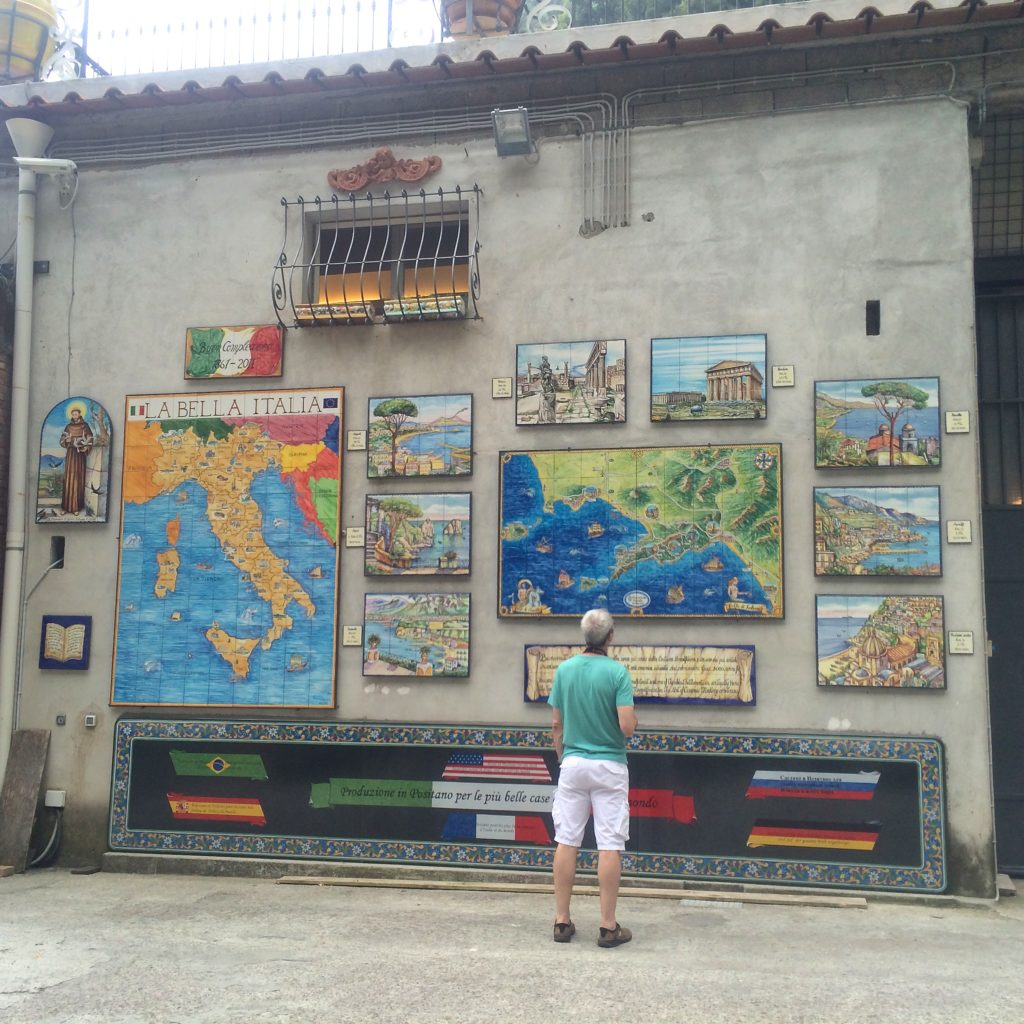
[0,119,76,786]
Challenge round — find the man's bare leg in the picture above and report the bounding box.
[597,849,622,930]
[553,842,579,924]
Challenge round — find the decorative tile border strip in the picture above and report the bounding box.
[110,719,945,892]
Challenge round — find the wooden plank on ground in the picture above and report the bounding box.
[0,729,50,874]
[276,875,866,909]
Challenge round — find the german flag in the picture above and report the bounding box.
[747,819,880,851]
[167,792,267,827]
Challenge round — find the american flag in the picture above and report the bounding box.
[442,752,552,782]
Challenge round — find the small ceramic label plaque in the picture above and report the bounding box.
[948,631,974,655]
[492,377,513,399]
[341,625,363,647]
[347,430,367,451]
[345,527,365,548]
[946,520,972,544]
[945,411,970,434]
[771,366,795,388]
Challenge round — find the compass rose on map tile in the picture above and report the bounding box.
[753,451,774,471]
[207,756,230,774]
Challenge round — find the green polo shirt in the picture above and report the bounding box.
[549,653,634,764]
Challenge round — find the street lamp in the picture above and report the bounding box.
[0,0,59,82]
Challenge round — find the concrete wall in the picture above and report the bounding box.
[4,96,994,893]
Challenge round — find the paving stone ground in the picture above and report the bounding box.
[2,869,1022,1023]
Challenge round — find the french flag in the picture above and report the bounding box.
[442,812,551,844]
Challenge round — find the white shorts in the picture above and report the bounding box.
[552,756,630,851]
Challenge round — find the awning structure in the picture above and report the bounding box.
[0,0,1019,119]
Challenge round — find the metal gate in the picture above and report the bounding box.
[976,284,1024,873]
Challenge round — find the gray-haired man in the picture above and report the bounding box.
[549,608,637,947]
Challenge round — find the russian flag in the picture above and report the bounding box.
[745,770,880,801]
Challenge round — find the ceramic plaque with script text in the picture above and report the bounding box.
[185,325,284,379]
[524,644,755,705]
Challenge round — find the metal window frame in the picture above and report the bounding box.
[973,115,1024,259]
[273,186,482,327]
[976,266,1024,508]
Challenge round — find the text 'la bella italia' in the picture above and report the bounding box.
[128,392,340,421]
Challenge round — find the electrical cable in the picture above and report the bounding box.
[0,235,15,306]
[28,807,63,868]
[66,195,77,394]
[13,556,69,729]
[25,557,67,604]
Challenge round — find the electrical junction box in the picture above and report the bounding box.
[44,789,66,808]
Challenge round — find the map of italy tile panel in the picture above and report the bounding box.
[111,388,343,707]
[499,444,783,618]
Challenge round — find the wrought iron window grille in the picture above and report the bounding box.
[273,186,482,327]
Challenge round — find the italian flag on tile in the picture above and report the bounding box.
[185,325,283,379]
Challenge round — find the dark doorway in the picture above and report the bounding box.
[976,262,1024,873]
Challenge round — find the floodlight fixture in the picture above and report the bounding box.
[492,107,533,158]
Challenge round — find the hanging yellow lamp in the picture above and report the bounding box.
[0,0,58,82]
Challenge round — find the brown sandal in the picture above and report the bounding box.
[553,921,576,943]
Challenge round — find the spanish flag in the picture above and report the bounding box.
[747,819,880,851]
[167,792,267,827]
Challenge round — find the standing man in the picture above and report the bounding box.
[549,608,637,947]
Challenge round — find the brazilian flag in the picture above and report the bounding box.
[170,749,268,781]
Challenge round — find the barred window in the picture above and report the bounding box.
[973,116,1024,258]
[274,187,481,326]
[976,286,1024,507]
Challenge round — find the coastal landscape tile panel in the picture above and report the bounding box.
[37,396,113,524]
[516,339,627,426]
[814,486,941,577]
[815,377,941,468]
[363,593,470,677]
[364,493,471,576]
[367,393,472,478]
[499,444,783,618]
[111,388,343,707]
[651,334,767,422]
[816,595,946,688]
